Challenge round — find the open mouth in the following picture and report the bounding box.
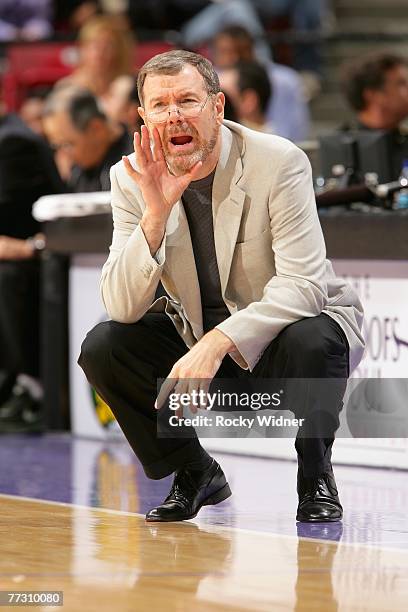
[170,135,193,146]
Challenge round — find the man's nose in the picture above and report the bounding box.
[167,107,184,124]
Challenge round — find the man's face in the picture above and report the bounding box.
[139,64,224,176]
[372,65,408,125]
[43,111,104,168]
[20,97,45,137]
[213,34,253,69]
[81,31,118,73]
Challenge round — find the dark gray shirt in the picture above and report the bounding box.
[182,169,230,332]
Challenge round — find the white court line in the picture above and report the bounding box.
[1,492,407,556]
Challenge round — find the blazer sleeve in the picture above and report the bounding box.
[216,146,328,371]
[100,163,166,323]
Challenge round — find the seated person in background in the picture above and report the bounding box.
[54,15,134,107]
[19,87,51,139]
[253,0,327,86]
[43,87,132,192]
[340,52,408,178]
[0,100,65,429]
[342,52,408,132]
[219,60,273,133]
[212,26,310,142]
[104,75,143,136]
[180,0,327,80]
[180,0,270,62]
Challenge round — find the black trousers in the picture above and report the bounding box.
[0,260,40,378]
[78,312,349,479]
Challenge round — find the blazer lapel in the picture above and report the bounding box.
[212,124,246,297]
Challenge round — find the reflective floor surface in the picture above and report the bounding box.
[0,434,407,610]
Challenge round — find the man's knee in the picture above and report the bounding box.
[78,319,151,381]
[278,316,329,365]
[78,321,113,382]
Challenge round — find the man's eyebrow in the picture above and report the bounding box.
[177,90,202,97]
[148,90,203,104]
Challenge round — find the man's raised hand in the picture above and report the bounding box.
[122,125,202,226]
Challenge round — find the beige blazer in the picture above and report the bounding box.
[101,120,365,372]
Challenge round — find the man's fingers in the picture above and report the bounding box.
[178,161,203,191]
[133,131,147,170]
[187,161,203,181]
[152,127,165,162]
[155,377,177,411]
[200,379,212,411]
[180,378,209,415]
[122,156,141,181]
[185,379,198,414]
[173,380,189,418]
[140,126,153,163]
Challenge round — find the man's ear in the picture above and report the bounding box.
[138,106,145,121]
[215,91,225,123]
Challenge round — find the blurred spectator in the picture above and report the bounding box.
[0,0,53,42]
[181,0,270,62]
[43,86,132,191]
[55,15,134,105]
[339,52,408,180]
[252,0,327,77]
[19,87,52,139]
[54,1,130,35]
[180,0,327,77]
[19,96,46,137]
[219,61,273,133]
[104,75,143,135]
[0,90,65,431]
[341,53,408,132]
[212,26,310,142]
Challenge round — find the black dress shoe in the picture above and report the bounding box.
[296,466,343,523]
[145,459,231,522]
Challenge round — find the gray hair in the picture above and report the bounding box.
[137,50,220,107]
[43,86,106,131]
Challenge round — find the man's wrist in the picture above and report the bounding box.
[201,329,236,358]
[140,213,167,234]
[140,214,167,256]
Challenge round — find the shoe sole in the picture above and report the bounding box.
[145,482,232,522]
[296,514,343,523]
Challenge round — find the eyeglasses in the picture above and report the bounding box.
[144,94,211,123]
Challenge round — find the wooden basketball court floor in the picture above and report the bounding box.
[0,433,407,611]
